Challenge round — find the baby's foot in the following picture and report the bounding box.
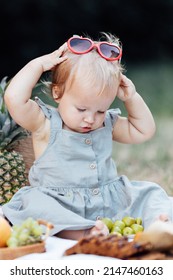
[157,214,170,223]
[90,220,109,236]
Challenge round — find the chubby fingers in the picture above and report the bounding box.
[39,43,68,72]
[58,42,68,55]
[54,42,68,61]
[119,74,136,93]
[119,73,131,87]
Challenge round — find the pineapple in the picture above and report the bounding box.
[0,77,28,205]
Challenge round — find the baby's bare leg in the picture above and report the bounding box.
[57,229,87,240]
[56,220,109,240]
[158,214,170,222]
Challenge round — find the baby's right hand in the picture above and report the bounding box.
[36,42,68,72]
[90,220,109,236]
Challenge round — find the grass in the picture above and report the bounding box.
[113,117,173,196]
[111,62,173,196]
[112,61,173,117]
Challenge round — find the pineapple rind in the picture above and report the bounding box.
[0,77,28,205]
[0,149,27,205]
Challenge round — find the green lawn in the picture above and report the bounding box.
[112,61,173,117]
[113,117,173,196]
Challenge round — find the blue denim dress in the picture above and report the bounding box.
[2,99,172,235]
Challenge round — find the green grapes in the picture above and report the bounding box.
[7,217,43,247]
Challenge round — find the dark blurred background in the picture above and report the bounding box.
[1,0,173,77]
[1,0,173,115]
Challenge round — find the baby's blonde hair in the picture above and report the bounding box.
[45,32,124,99]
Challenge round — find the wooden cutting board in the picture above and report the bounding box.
[0,241,45,260]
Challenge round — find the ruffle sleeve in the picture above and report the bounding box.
[34,96,52,119]
[105,108,121,128]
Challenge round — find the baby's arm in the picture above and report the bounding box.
[4,43,67,132]
[113,74,156,144]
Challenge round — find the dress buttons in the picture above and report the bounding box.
[92,188,99,195]
[85,138,91,145]
[90,163,96,169]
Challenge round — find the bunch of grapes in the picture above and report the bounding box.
[7,217,43,247]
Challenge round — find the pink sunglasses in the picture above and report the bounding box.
[67,37,122,61]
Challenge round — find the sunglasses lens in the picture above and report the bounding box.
[100,43,120,59]
[70,38,92,52]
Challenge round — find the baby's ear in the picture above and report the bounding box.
[52,85,61,102]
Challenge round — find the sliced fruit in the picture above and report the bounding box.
[0,216,12,247]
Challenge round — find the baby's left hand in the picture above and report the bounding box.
[117,74,136,102]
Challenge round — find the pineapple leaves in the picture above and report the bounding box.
[0,77,29,151]
[0,76,9,114]
[0,76,9,91]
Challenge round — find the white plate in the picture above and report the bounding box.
[127,234,135,241]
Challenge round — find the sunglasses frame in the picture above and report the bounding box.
[67,37,122,61]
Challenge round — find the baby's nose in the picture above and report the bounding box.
[84,114,95,124]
